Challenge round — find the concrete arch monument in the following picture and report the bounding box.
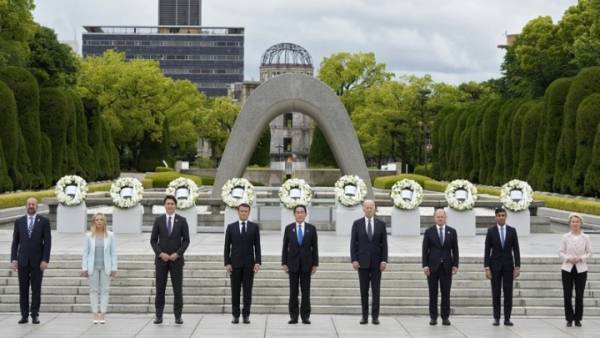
[212,73,373,198]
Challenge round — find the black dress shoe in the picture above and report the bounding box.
[18,317,28,324]
[288,319,298,324]
[372,318,380,325]
[442,319,451,326]
[429,319,437,325]
[243,317,250,324]
[360,317,368,325]
[493,319,500,326]
[575,320,582,327]
[153,317,163,324]
[504,320,514,326]
[175,317,184,324]
[231,317,239,324]
[302,319,311,324]
[566,321,573,327]
[31,317,40,324]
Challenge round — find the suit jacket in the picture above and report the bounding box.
[282,222,319,273]
[350,218,388,269]
[82,231,118,275]
[150,214,190,263]
[484,225,520,271]
[224,220,262,268]
[11,214,51,267]
[422,225,459,272]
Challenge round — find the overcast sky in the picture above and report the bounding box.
[33,0,577,84]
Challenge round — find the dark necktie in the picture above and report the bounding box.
[367,219,373,241]
[500,226,505,248]
[27,217,34,238]
[167,216,173,235]
[242,221,246,235]
[438,227,444,245]
[297,224,303,245]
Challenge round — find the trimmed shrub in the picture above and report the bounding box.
[39,87,69,181]
[373,174,433,189]
[509,101,533,179]
[63,92,81,175]
[479,99,502,184]
[0,80,22,187]
[493,100,520,184]
[517,101,544,180]
[0,139,14,192]
[155,166,174,172]
[0,182,112,209]
[309,127,337,167]
[70,91,94,178]
[16,130,34,189]
[414,164,432,177]
[145,172,203,188]
[194,156,216,168]
[88,111,109,179]
[249,127,271,167]
[572,94,600,195]
[584,124,600,196]
[40,133,52,186]
[103,119,120,178]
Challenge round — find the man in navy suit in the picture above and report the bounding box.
[10,197,51,324]
[150,195,190,325]
[484,207,521,326]
[422,208,459,326]
[351,199,388,325]
[224,203,261,324]
[282,205,318,324]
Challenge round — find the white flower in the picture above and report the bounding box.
[221,178,255,208]
[500,179,533,212]
[390,179,423,210]
[279,178,313,209]
[445,179,478,211]
[334,175,367,207]
[110,177,144,209]
[55,175,88,206]
[165,177,200,210]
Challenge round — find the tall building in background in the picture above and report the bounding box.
[82,1,243,96]
[159,0,202,26]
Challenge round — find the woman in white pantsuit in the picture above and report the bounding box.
[81,213,118,324]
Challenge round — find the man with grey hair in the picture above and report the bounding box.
[350,199,388,325]
[422,208,459,326]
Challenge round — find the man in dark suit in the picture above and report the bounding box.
[150,195,190,324]
[484,207,521,326]
[224,203,261,324]
[422,208,459,326]
[10,197,51,324]
[350,199,388,325]
[282,205,318,324]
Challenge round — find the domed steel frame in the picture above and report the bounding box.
[261,43,313,66]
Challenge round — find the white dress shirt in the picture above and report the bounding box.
[560,231,592,273]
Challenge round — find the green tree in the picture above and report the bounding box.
[584,124,600,196]
[39,87,68,181]
[479,99,502,184]
[0,0,35,66]
[249,127,271,167]
[72,92,95,179]
[0,138,14,191]
[517,102,544,179]
[197,96,240,159]
[40,133,52,186]
[572,94,600,194]
[0,80,23,187]
[63,92,81,174]
[28,25,79,87]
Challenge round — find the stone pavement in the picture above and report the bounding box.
[2,313,600,338]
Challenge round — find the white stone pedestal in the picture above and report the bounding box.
[224,203,256,232]
[280,206,311,235]
[444,207,476,237]
[335,203,363,236]
[507,209,531,236]
[57,203,87,233]
[112,204,144,234]
[391,208,421,236]
[177,207,198,235]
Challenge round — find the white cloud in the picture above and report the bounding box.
[32,0,577,84]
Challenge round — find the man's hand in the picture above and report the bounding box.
[169,253,179,261]
[282,265,289,273]
[40,261,48,271]
[513,268,520,279]
[352,261,360,271]
[254,264,261,273]
[80,271,89,278]
[485,269,492,280]
[452,266,458,275]
[423,267,430,277]
[159,252,170,262]
[311,266,318,275]
[380,262,387,272]
[10,260,17,272]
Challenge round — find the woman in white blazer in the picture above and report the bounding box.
[81,213,118,324]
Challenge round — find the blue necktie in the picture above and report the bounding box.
[297,224,303,245]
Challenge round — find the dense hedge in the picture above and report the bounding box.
[584,124,600,196]
[309,127,337,167]
[0,182,113,209]
[39,87,69,182]
[249,127,271,167]
[373,174,436,189]
[517,101,544,180]
[145,172,203,188]
[0,139,13,191]
[572,94,600,195]
[0,81,22,187]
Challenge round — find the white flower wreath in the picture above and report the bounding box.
[110,177,144,209]
[279,178,313,209]
[165,177,199,210]
[445,179,478,211]
[334,175,368,207]
[55,175,88,206]
[390,179,423,210]
[500,179,533,212]
[221,177,255,208]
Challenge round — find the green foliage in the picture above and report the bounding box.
[573,94,600,194]
[373,174,433,189]
[517,101,544,179]
[0,80,22,187]
[414,164,432,177]
[196,96,240,159]
[479,99,502,183]
[309,127,337,167]
[249,127,271,167]
[584,124,600,196]
[0,138,14,191]
[509,101,534,178]
[63,91,81,175]
[40,133,52,186]
[71,91,95,179]
[155,166,175,172]
[27,25,79,87]
[39,87,68,181]
[145,172,203,188]
[0,182,112,209]
[194,156,216,168]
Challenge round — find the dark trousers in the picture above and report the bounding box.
[18,263,43,318]
[427,266,452,320]
[562,266,587,322]
[358,267,382,319]
[155,259,183,318]
[490,269,514,320]
[289,270,311,320]
[230,266,254,318]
